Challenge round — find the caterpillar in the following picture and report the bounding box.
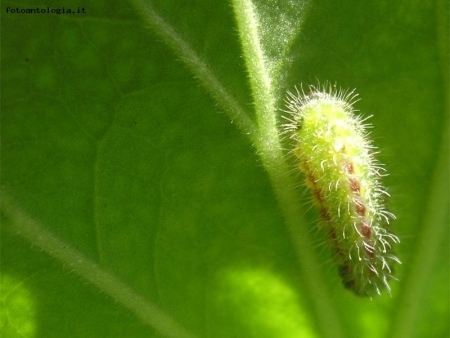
[283,83,400,296]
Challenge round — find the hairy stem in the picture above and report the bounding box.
[232,0,344,336]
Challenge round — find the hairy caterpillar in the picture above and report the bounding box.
[283,83,400,296]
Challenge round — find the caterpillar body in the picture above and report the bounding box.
[284,84,400,296]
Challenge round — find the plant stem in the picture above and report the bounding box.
[232,0,344,336]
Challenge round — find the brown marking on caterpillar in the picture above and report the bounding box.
[361,222,372,239]
[321,209,332,223]
[304,162,334,228]
[365,248,375,259]
[349,178,360,193]
[343,162,354,174]
[303,162,324,204]
[355,200,366,216]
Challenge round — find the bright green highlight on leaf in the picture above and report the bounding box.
[218,269,316,337]
[1,274,36,338]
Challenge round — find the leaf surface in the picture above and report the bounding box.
[2,0,448,337]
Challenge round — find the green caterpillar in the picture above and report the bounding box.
[284,83,400,296]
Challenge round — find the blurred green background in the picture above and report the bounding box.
[2,0,448,337]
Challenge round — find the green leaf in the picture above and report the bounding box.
[2,0,448,337]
